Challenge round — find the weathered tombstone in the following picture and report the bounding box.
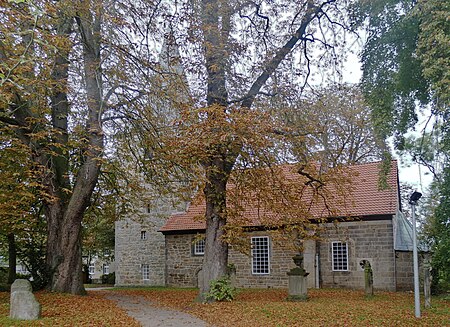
[362,260,374,297]
[196,268,203,289]
[287,254,309,301]
[227,263,237,288]
[10,279,41,320]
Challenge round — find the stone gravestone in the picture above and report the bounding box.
[361,260,374,297]
[287,254,309,301]
[10,279,41,320]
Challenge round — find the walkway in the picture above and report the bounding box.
[103,293,212,327]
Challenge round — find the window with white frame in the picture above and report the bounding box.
[103,264,110,275]
[193,238,205,255]
[332,241,349,271]
[88,264,95,275]
[251,236,270,275]
[142,264,150,280]
[141,230,147,240]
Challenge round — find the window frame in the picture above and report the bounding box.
[103,264,110,275]
[142,264,150,280]
[331,241,349,271]
[251,236,270,275]
[193,238,205,256]
[88,264,95,275]
[141,230,147,240]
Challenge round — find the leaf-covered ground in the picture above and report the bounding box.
[110,288,450,327]
[0,291,139,326]
[1,288,449,326]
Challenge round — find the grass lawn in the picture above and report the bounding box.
[84,284,114,288]
[1,288,449,326]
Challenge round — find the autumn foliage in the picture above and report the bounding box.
[0,291,138,326]
[2,288,448,326]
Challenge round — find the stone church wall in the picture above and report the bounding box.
[319,220,397,291]
[164,218,411,291]
[114,196,186,286]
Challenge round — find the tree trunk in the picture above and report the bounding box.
[45,200,87,295]
[46,3,103,294]
[197,0,321,300]
[50,214,85,294]
[45,2,105,294]
[1,2,103,295]
[197,0,233,300]
[199,159,231,300]
[7,233,16,284]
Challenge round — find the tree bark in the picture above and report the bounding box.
[198,0,326,299]
[198,0,233,299]
[7,233,16,284]
[199,157,232,299]
[44,11,78,293]
[47,2,104,294]
[1,1,104,295]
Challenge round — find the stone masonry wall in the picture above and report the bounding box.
[319,220,396,291]
[165,232,300,288]
[115,196,186,286]
[395,251,414,291]
[228,231,297,289]
[165,219,402,291]
[165,234,204,287]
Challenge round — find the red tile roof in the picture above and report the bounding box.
[160,160,399,232]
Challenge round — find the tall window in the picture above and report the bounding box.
[103,264,110,275]
[194,238,205,255]
[251,236,270,275]
[142,264,150,280]
[141,231,147,240]
[332,241,349,271]
[89,264,95,275]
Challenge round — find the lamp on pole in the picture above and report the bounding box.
[409,191,422,318]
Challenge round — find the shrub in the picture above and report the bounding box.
[205,276,237,302]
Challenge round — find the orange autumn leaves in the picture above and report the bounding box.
[1,288,448,326]
[0,291,139,326]
[118,288,449,327]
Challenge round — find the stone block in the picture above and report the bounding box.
[10,279,41,320]
[287,274,308,301]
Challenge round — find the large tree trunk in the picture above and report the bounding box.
[45,157,101,294]
[198,0,232,299]
[198,0,322,299]
[1,1,103,295]
[48,209,88,294]
[199,159,232,299]
[47,215,85,294]
[7,233,16,284]
[45,201,85,294]
[48,2,104,294]
[43,11,91,294]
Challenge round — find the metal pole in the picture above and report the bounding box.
[411,202,421,318]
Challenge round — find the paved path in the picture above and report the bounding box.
[104,293,212,327]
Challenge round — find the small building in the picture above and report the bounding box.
[115,160,414,291]
[83,255,115,284]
